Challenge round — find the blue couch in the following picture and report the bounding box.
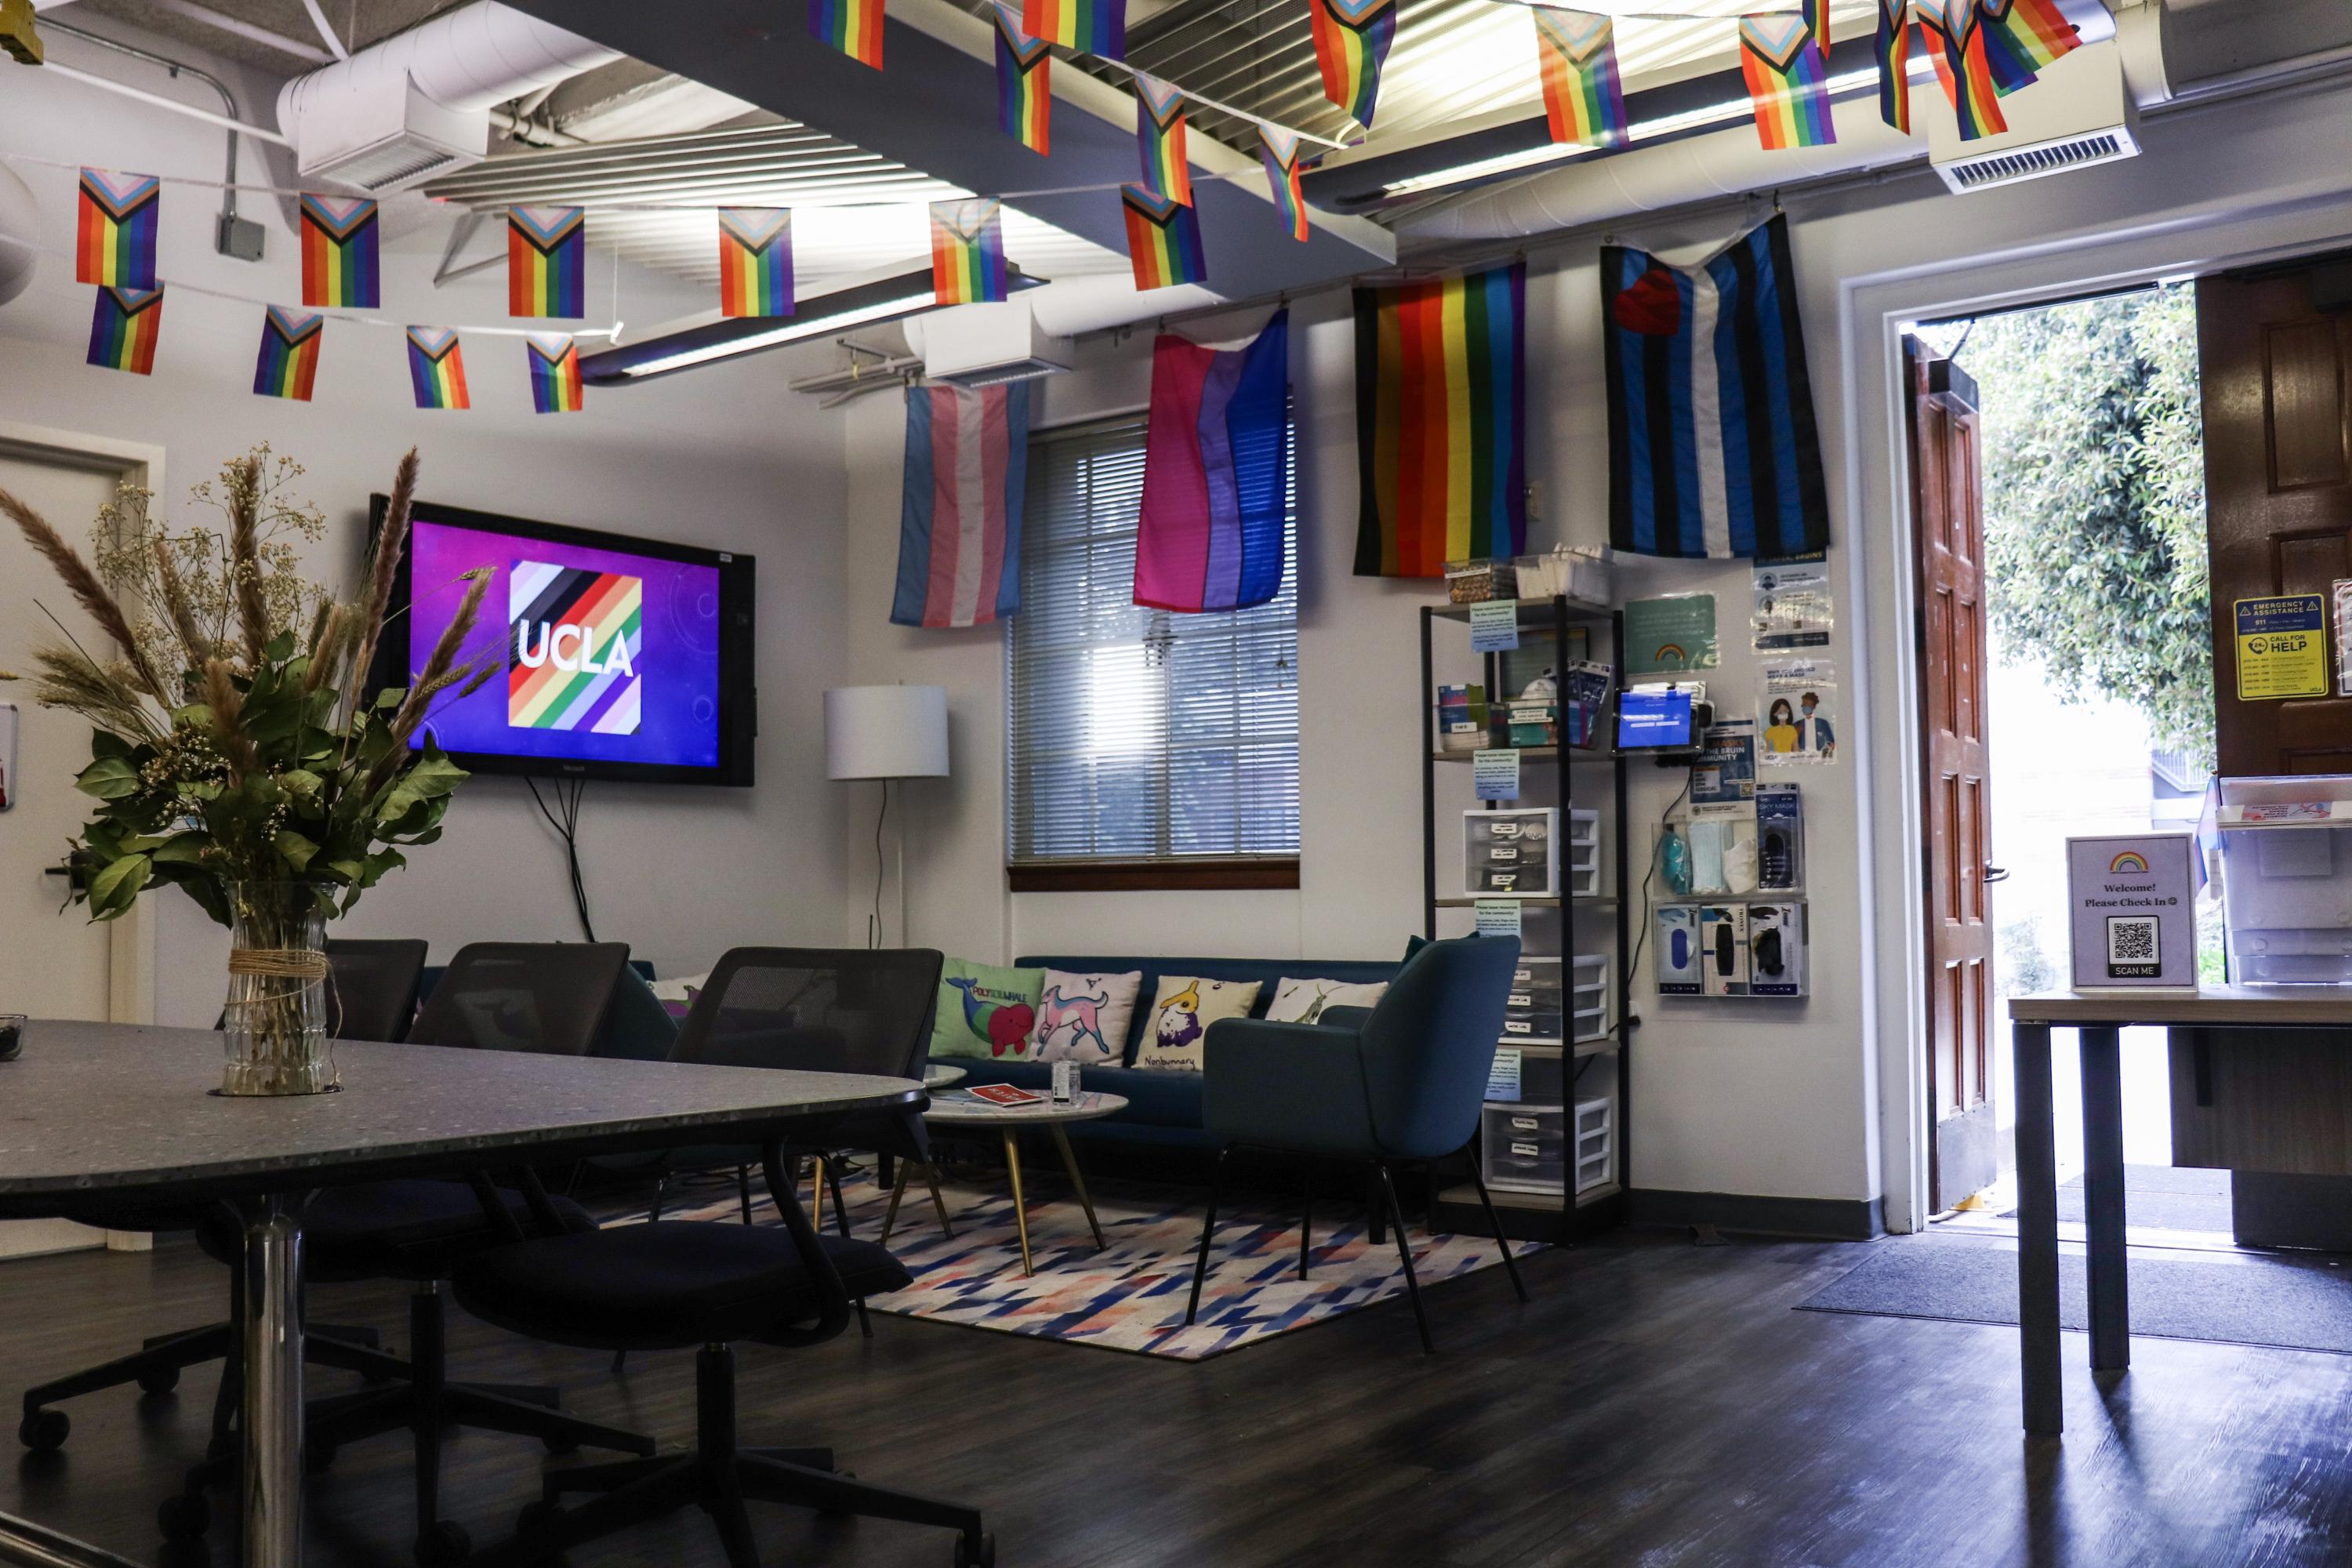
[929,954,1401,1150]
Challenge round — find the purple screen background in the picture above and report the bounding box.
[405,515,724,769]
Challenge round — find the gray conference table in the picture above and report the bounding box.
[0,1020,924,1568]
[2008,988,2352,1437]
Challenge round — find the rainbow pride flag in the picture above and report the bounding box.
[717,209,793,318]
[1134,73,1192,205]
[87,286,162,376]
[1259,127,1309,243]
[406,328,470,411]
[1136,310,1289,612]
[1309,0,1395,127]
[1917,0,2007,140]
[509,561,642,733]
[1021,0,1123,60]
[930,199,1008,305]
[993,2,1052,154]
[299,195,379,310]
[1351,263,1525,578]
[508,205,585,318]
[1876,0,1915,132]
[526,333,583,415]
[76,170,158,289]
[809,0,884,68]
[1533,9,1627,149]
[252,307,323,401]
[1740,15,1838,150]
[1121,184,1205,292]
[1979,0,2078,93]
[1806,0,1834,53]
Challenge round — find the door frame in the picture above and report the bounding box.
[0,419,169,1027]
[1843,203,2352,1236]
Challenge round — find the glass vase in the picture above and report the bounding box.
[220,882,336,1097]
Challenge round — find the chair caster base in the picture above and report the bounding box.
[414,1519,472,1566]
[17,1408,67,1452]
[156,1491,211,1542]
[136,1363,181,1396]
[955,1530,996,1567]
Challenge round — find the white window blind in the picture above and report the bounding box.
[1006,415,1300,868]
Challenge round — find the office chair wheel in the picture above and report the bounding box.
[954,1530,996,1567]
[136,1363,182,1396]
[156,1491,212,1541]
[414,1519,472,1566]
[17,1408,67,1452]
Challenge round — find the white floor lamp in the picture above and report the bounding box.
[826,684,950,949]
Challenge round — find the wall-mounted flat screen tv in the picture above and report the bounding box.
[368,496,757,786]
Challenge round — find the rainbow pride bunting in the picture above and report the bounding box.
[993,2,1052,154]
[717,209,793,318]
[1806,0,1834,53]
[1979,0,2078,93]
[1352,263,1526,577]
[526,333,583,415]
[1121,183,1206,292]
[252,307,323,401]
[1021,0,1123,60]
[87,286,162,376]
[1308,0,1396,128]
[1134,72,1192,205]
[1259,127,1309,243]
[1918,0,2007,140]
[299,194,380,310]
[76,170,158,289]
[1876,0,1915,132]
[406,328,470,411]
[930,199,1009,305]
[1740,15,1838,149]
[507,205,585,318]
[809,0,884,68]
[1533,9,1628,149]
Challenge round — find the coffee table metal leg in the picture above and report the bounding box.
[923,1163,956,1239]
[880,1162,911,1245]
[1051,1126,1107,1251]
[1003,1133,1035,1276]
[242,1192,305,1568]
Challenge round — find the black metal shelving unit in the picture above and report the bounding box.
[1420,596,1633,1244]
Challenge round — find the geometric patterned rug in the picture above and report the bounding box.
[651,1165,1541,1363]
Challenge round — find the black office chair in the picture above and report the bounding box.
[452,950,989,1568]
[165,942,655,1563]
[16,938,430,1457]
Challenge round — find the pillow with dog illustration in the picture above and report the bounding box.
[1027,970,1143,1065]
[1134,975,1261,1073]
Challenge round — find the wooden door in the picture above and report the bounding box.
[2198,267,2352,775]
[1908,338,1998,1213]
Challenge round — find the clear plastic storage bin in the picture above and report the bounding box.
[2213,775,2352,985]
[1483,1103,1565,1194]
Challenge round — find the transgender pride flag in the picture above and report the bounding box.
[891,383,1035,629]
[507,561,644,734]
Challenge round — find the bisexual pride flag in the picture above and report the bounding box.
[717,209,793,318]
[299,195,380,309]
[930,199,1008,305]
[1122,184,1205,291]
[508,205,586,318]
[1980,0,2079,92]
[993,1,1053,154]
[509,561,642,734]
[1259,127,1309,243]
[252,307,323,401]
[1918,0,2007,140]
[1135,310,1288,613]
[1877,0,1915,133]
[1601,216,1830,561]
[810,0,884,67]
[526,332,583,415]
[1022,0,1123,60]
[1134,73,1192,205]
[1308,0,1395,127]
[891,383,1034,630]
[1533,9,1628,149]
[87,286,163,376]
[405,327,470,411]
[1740,15,1837,149]
[77,170,159,289]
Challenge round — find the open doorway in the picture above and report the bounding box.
[1908,284,2231,1244]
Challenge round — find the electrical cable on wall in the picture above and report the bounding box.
[526,773,597,942]
[869,779,890,949]
[1624,771,1693,985]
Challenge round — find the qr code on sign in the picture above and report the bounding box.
[2106,915,2159,978]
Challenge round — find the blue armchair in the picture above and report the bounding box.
[1184,935,1529,1352]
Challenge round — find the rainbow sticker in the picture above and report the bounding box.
[509,561,642,734]
[2108,851,2150,874]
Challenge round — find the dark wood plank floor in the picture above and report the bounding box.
[5,1220,2351,1567]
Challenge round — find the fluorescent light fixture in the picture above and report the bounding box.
[615,293,932,379]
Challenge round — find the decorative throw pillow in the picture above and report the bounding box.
[1134,975,1261,1072]
[930,960,1046,1060]
[1029,970,1143,1065]
[649,971,710,1022]
[1265,977,1390,1025]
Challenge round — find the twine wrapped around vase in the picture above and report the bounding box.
[220,887,336,1096]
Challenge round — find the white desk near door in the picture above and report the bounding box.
[2007,989,2352,1436]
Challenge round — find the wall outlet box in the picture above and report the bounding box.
[1700,905,1748,996]
[1657,906,1703,996]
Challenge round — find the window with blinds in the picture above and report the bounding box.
[1006,415,1300,880]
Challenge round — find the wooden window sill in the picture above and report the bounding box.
[1008,860,1301,894]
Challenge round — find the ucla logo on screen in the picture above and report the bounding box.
[507,560,644,735]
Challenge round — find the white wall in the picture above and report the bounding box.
[0,24,855,1024]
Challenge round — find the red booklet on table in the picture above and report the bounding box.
[966,1083,1049,1108]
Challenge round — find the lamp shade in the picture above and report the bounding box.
[826,684,950,780]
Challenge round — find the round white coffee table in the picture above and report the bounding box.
[924,1063,968,1089]
[899,1091,1129,1275]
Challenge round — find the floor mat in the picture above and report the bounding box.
[1998,1163,2234,1234]
[1798,1233,2352,1356]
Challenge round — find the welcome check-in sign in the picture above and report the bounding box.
[2066,833,2198,991]
[2234,594,2329,701]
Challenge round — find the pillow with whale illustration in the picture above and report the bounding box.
[1025,970,1143,1066]
[929,959,1046,1061]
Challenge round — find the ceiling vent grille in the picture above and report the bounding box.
[1935,127,2139,193]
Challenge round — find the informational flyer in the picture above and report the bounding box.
[1474,899,1524,938]
[2333,579,2352,697]
[1759,661,1838,766]
[1751,557,1834,652]
[1624,594,1719,676]
[1691,717,1759,804]
[1468,600,1521,653]
[2065,833,2197,990]
[1472,747,1522,801]
[2234,594,2328,700]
